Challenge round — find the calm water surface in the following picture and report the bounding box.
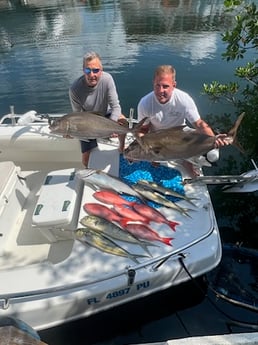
[0,0,257,343]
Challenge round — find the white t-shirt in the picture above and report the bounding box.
[137,88,200,130]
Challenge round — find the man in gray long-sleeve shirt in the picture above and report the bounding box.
[69,51,125,167]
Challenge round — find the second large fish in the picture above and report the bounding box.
[124,112,245,161]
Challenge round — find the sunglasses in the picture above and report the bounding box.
[84,68,101,74]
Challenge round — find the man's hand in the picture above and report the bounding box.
[215,133,230,148]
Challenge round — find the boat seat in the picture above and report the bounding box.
[32,168,84,242]
[0,161,19,204]
[0,161,30,257]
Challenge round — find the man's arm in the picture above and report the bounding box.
[193,118,215,136]
[137,98,152,134]
[69,88,83,112]
[193,118,228,148]
[106,75,122,121]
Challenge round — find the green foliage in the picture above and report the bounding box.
[203,0,258,248]
[222,1,258,61]
[202,0,258,160]
[203,81,239,104]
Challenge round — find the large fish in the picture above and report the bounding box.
[76,169,145,201]
[49,111,145,140]
[80,215,156,255]
[124,112,245,161]
[75,227,147,263]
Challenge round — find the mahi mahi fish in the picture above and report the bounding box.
[76,169,145,201]
[49,111,145,140]
[80,215,156,256]
[124,112,245,161]
[75,227,148,263]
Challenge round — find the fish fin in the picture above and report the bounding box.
[90,111,105,117]
[227,112,245,138]
[228,112,245,153]
[128,253,149,264]
[134,135,146,151]
[119,217,133,228]
[168,220,180,231]
[138,244,153,257]
[130,118,151,149]
[231,138,246,154]
[133,117,150,130]
[162,237,174,246]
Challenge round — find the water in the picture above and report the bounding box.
[0,0,258,343]
[0,0,242,115]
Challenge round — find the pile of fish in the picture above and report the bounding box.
[75,168,198,263]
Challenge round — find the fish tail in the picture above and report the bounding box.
[132,117,149,132]
[177,205,194,218]
[162,237,173,246]
[168,220,179,231]
[129,255,140,264]
[185,198,199,208]
[140,243,153,257]
[119,217,132,228]
[228,112,245,153]
[183,210,193,218]
[129,252,150,263]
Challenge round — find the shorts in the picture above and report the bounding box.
[80,111,112,153]
[80,139,98,153]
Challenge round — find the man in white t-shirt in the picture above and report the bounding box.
[138,65,228,138]
[137,65,228,168]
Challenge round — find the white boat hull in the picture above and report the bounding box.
[0,113,222,330]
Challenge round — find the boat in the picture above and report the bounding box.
[0,108,222,331]
[183,159,258,194]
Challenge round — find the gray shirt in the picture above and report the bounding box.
[69,71,121,121]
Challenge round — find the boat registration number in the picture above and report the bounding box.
[87,280,150,305]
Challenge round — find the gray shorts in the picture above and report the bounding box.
[80,139,98,153]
